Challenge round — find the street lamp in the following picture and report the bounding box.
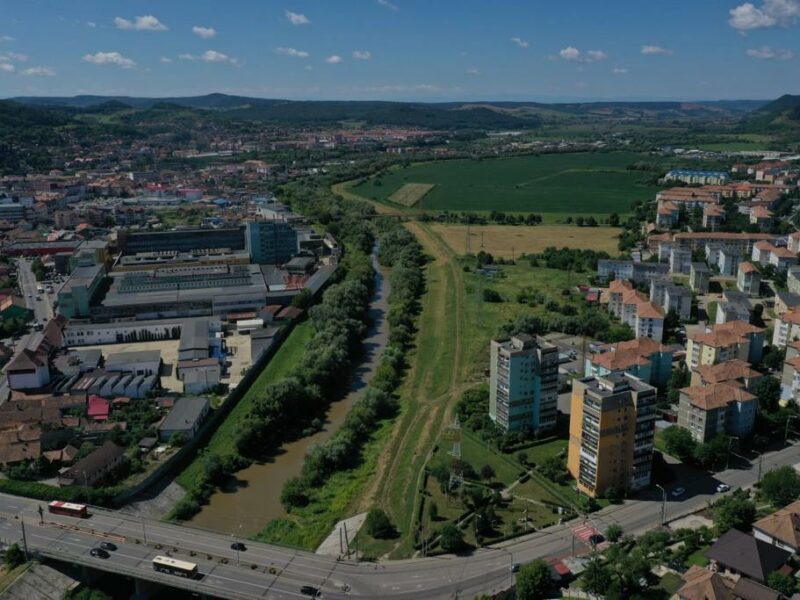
[655,484,666,525]
[726,436,744,470]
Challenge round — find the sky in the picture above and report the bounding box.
[0,0,799,102]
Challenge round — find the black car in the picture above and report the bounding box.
[300,585,321,598]
[90,548,110,559]
[588,534,605,546]
[231,542,247,552]
[99,542,117,551]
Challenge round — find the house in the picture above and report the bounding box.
[0,295,31,321]
[6,349,50,390]
[707,529,790,583]
[57,440,127,487]
[42,444,79,464]
[687,321,765,368]
[753,499,800,553]
[677,383,757,442]
[677,565,734,600]
[177,358,222,394]
[737,262,761,297]
[86,395,110,421]
[691,359,764,391]
[158,396,211,442]
[584,337,673,387]
[690,262,711,294]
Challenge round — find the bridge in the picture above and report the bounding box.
[0,440,798,599]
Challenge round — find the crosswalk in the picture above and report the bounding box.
[571,523,600,542]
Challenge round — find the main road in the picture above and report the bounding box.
[0,441,798,599]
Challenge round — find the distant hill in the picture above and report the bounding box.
[744,94,800,130]
[7,93,769,130]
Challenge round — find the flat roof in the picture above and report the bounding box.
[179,319,209,351]
[60,263,104,294]
[105,350,162,366]
[158,396,209,432]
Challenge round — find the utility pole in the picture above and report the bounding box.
[655,484,666,526]
[757,455,764,483]
[20,519,29,561]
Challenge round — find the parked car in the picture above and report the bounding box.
[231,542,247,551]
[670,487,686,499]
[716,483,731,493]
[300,586,321,598]
[510,563,520,573]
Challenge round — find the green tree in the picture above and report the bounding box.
[516,560,553,600]
[439,523,465,553]
[365,508,396,539]
[429,502,439,521]
[3,543,25,568]
[582,558,612,595]
[767,572,796,597]
[169,431,187,447]
[280,477,309,508]
[692,435,729,470]
[763,347,785,372]
[480,464,496,480]
[661,426,697,462]
[667,363,691,404]
[761,466,800,507]
[606,524,624,543]
[754,377,781,413]
[712,489,756,533]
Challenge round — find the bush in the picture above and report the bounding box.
[516,559,553,600]
[480,464,496,480]
[365,508,396,539]
[483,289,502,303]
[760,466,800,507]
[3,543,25,568]
[439,523,465,553]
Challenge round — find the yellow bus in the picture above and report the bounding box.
[152,555,198,578]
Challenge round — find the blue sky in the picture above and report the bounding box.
[1,0,799,102]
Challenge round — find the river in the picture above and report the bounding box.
[187,250,391,535]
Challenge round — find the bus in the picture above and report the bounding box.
[152,556,198,578]
[48,501,88,518]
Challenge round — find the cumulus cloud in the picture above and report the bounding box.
[285,10,310,25]
[114,15,168,31]
[326,55,343,64]
[0,63,14,73]
[729,0,800,30]
[466,67,480,75]
[0,35,14,42]
[511,37,529,48]
[179,50,240,65]
[193,26,217,39]
[352,50,372,60]
[746,45,795,59]
[20,66,55,77]
[160,57,173,63]
[377,0,399,10]
[275,47,310,58]
[641,45,674,56]
[612,67,629,74]
[86,21,96,28]
[559,46,607,62]
[1,52,27,62]
[82,51,136,68]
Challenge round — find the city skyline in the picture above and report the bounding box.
[0,0,799,102]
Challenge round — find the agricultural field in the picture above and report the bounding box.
[429,224,621,258]
[388,182,436,207]
[349,151,664,216]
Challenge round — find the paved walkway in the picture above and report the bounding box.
[316,512,368,557]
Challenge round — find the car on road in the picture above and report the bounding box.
[588,534,605,546]
[510,563,520,573]
[300,586,321,598]
[716,483,731,493]
[99,541,117,551]
[670,487,686,499]
[90,548,110,559]
[231,542,246,551]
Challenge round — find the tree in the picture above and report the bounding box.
[768,572,796,597]
[439,523,465,553]
[582,558,612,596]
[661,426,697,462]
[3,543,25,568]
[693,435,730,470]
[763,346,785,372]
[761,466,800,507]
[712,489,756,533]
[516,559,553,600]
[480,464,496,480]
[280,477,309,508]
[606,523,623,543]
[429,502,439,521]
[517,451,528,466]
[169,431,187,447]
[365,508,396,539]
[667,363,691,404]
[754,377,781,413]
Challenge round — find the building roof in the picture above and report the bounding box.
[739,261,759,274]
[755,241,775,251]
[689,320,764,348]
[590,337,670,371]
[677,566,735,600]
[751,206,774,219]
[733,577,781,600]
[60,440,126,483]
[771,246,797,259]
[753,499,800,551]
[105,350,161,367]
[179,319,209,352]
[681,382,756,411]
[707,529,790,582]
[158,396,209,433]
[86,395,110,421]
[694,359,761,386]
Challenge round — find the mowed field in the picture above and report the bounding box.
[429,224,621,257]
[388,182,436,206]
[350,151,662,215]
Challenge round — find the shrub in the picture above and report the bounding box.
[365,508,396,539]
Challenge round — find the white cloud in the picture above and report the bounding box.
[466,67,480,75]
[511,37,529,48]
[160,57,173,63]
[377,0,399,10]
[192,26,217,39]
[82,51,137,69]
[0,63,14,73]
[612,67,629,74]
[559,46,607,62]
[641,45,673,56]
[275,47,310,58]
[729,0,800,30]
[0,35,14,42]
[746,45,795,59]
[87,21,96,28]
[355,83,441,93]
[179,50,240,65]
[20,66,55,77]
[114,15,168,31]
[352,50,372,60]
[1,52,27,62]
[285,10,310,25]
[326,55,343,64]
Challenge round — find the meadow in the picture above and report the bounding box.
[349,151,663,216]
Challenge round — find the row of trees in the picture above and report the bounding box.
[281,222,426,509]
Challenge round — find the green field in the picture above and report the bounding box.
[350,152,663,215]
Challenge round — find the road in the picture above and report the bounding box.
[16,258,54,324]
[1,440,800,599]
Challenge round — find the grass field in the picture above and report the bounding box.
[349,152,663,215]
[175,321,313,489]
[388,183,436,207]
[429,224,621,257]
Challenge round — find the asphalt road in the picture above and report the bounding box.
[16,258,54,324]
[2,441,800,599]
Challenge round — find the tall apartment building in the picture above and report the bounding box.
[489,334,559,433]
[686,321,765,368]
[567,373,657,498]
[245,220,298,265]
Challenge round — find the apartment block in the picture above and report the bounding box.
[489,334,559,433]
[736,262,761,297]
[677,383,757,442]
[567,373,657,498]
[689,262,711,294]
[686,320,765,368]
[584,337,673,387]
[608,279,665,342]
[773,308,800,348]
